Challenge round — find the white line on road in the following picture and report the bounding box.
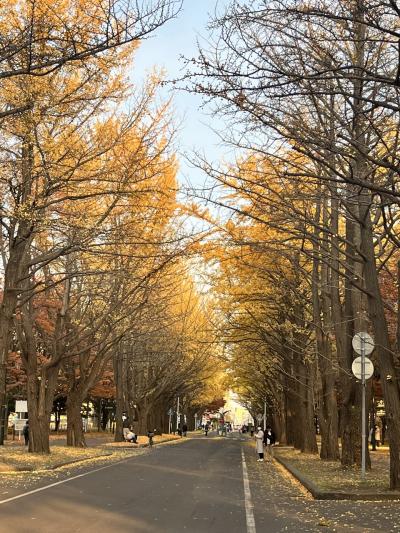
[0,456,133,506]
[241,449,256,533]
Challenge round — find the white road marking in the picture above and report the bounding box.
[0,456,133,506]
[241,449,256,533]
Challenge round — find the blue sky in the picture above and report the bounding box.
[131,0,230,187]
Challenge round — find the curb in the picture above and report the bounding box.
[103,436,183,450]
[274,454,400,501]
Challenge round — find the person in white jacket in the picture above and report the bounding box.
[255,426,264,461]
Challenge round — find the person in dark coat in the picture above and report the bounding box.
[263,427,275,459]
[182,423,188,437]
[22,420,29,446]
[147,429,156,446]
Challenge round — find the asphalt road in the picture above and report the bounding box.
[0,433,249,533]
[1,433,400,533]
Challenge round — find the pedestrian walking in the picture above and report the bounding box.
[263,427,275,460]
[22,420,29,446]
[182,423,188,437]
[204,423,209,436]
[147,429,156,447]
[374,425,381,447]
[255,426,264,461]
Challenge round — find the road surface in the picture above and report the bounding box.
[0,433,399,532]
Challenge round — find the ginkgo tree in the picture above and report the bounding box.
[1,24,180,451]
[185,0,400,489]
[0,0,181,117]
[113,256,225,438]
[0,0,181,447]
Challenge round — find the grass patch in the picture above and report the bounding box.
[275,447,393,493]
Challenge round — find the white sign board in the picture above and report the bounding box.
[352,356,374,380]
[15,400,28,413]
[352,332,375,356]
[14,419,27,431]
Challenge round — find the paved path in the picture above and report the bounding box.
[0,433,400,532]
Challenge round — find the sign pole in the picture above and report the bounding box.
[361,332,366,480]
[352,331,375,482]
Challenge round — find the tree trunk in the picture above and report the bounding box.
[66,394,86,447]
[26,375,51,453]
[359,198,400,489]
[311,202,339,460]
[136,403,150,435]
[113,353,124,441]
[0,228,32,444]
[285,387,296,446]
[299,361,318,454]
[276,384,287,444]
[29,415,51,454]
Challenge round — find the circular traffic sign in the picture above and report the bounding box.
[352,332,375,356]
[352,356,374,380]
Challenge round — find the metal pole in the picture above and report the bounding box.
[361,332,366,480]
[176,396,180,431]
[168,412,172,434]
[0,364,7,445]
[263,398,267,431]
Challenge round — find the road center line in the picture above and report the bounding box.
[0,456,134,506]
[241,448,256,533]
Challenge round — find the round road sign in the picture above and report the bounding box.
[352,356,374,380]
[352,332,375,356]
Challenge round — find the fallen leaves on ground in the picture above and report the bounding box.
[275,448,394,493]
[0,446,110,472]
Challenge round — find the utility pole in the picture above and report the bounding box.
[168,408,173,434]
[176,396,180,432]
[263,397,267,431]
[0,364,7,445]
